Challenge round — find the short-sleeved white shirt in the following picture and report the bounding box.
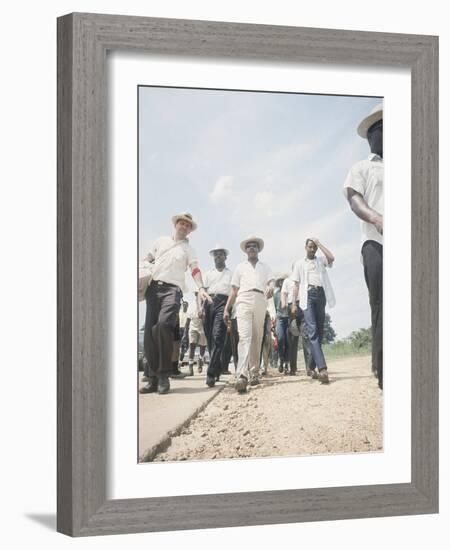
[281,277,294,304]
[204,267,232,296]
[148,236,197,292]
[342,153,384,247]
[292,256,336,311]
[187,300,203,332]
[231,260,274,296]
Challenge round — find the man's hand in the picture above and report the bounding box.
[223,308,231,328]
[312,237,320,246]
[291,303,298,318]
[372,213,383,235]
[265,286,274,299]
[199,287,213,304]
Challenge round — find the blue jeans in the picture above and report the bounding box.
[303,287,327,371]
[275,317,289,363]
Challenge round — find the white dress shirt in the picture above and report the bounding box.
[292,256,336,310]
[204,267,232,296]
[187,301,203,332]
[281,277,294,304]
[342,153,384,247]
[147,236,197,292]
[231,260,274,296]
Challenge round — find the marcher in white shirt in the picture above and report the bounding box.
[292,238,335,384]
[185,294,208,377]
[202,245,233,387]
[224,236,275,393]
[140,212,211,395]
[343,103,383,389]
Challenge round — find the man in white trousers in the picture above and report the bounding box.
[224,236,275,393]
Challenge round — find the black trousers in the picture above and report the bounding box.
[203,294,228,379]
[362,240,383,388]
[144,281,181,378]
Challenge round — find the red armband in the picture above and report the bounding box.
[191,267,201,278]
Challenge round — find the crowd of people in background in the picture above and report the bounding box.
[139,103,383,395]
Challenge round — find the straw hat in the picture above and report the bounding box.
[209,244,230,256]
[171,212,197,231]
[357,103,383,138]
[240,235,264,253]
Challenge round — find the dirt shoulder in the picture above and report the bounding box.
[154,354,383,462]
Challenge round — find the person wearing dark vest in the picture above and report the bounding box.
[140,213,211,395]
[343,103,384,389]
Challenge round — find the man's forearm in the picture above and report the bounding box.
[292,282,299,304]
[317,242,334,264]
[349,193,382,226]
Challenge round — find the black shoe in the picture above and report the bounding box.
[284,365,289,375]
[278,365,284,373]
[206,375,216,387]
[289,370,297,376]
[309,369,319,379]
[157,376,170,394]
[170,369,186,378]
[139,377,158,393]
[249,378,260,386]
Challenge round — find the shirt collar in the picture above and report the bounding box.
[368,153,382,162]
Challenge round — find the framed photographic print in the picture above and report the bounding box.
[57,13,438,536]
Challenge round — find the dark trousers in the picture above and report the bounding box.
[221,330,233,373]
[362,240,383,388]
[144,281,181,378]
[229,318,239,370]
[303,287,327,371]
[204,294,228,379]
[287,306,310,373]
[275,317,289,364]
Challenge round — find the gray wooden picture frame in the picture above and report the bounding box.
[57,12,438,537]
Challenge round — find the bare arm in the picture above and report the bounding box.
[265,279,275,299]
[291,281,300,317]
[190,262,213,304]
[312,239,335,266]
[223,286,239,327]
[346,188,383,235]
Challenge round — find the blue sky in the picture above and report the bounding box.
[138,86,381,339]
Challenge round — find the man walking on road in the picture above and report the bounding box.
[140,212,211,395]
[343,103,384,389]
[224,236,275,393]
[292,238,335,384]
[202,245,232,387]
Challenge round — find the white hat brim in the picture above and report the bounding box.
[240,236,264,253]
[357,107,383,138]
[172,214,198,231]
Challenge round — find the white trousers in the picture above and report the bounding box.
[235,292,267,381]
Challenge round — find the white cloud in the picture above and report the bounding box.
[209,176,234,204]
[254,191,275,216]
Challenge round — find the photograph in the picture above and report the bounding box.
[137,86,384,463]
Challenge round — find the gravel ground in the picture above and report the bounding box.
[154,354,383,462]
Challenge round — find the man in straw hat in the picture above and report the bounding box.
[140,212,212,395]
[343,103,383,389]
[224,236,275,393]
[201,245,233,387]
